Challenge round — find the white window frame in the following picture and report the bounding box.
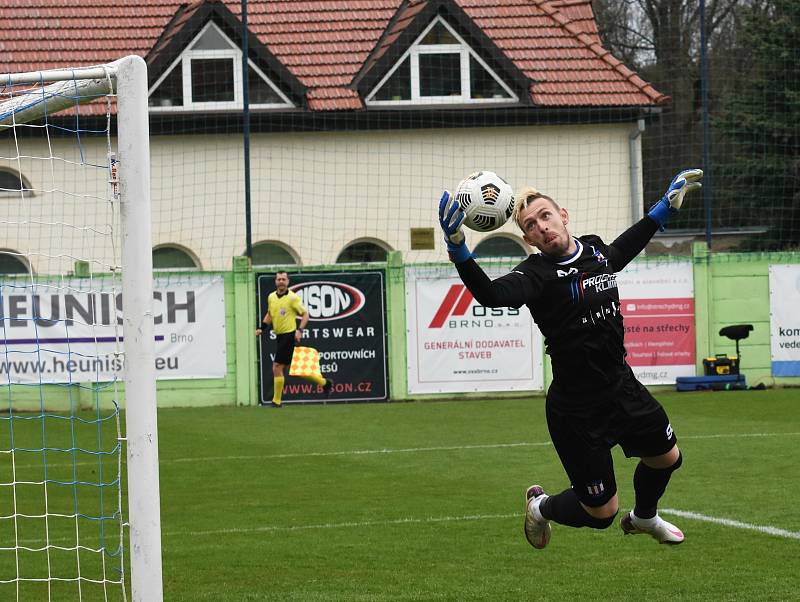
[366,16,518,107]
[149,22,293,112]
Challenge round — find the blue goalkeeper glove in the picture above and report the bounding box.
[647,169,703,230]
[438,191,474,264]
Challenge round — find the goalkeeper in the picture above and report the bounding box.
[255,271,333,406]
[438,170,703,548]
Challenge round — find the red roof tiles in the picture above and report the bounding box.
[1,0,666,111]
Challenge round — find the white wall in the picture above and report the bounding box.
[2,122,638,273]
[1,134,116,275]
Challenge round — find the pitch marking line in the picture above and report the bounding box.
[661,509,800,540]
[681,432,800,440]
[6,432,800,469]
[170,431,800,463]
[16,509,800,547]
[181,509,800,541]
[170,441,551,463]
[185,513,518,537]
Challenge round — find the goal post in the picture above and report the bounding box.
[0,56,162,601]
[115,55,164,602]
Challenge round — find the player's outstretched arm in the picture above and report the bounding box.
[609,169,703,270]
[647,168,703,230]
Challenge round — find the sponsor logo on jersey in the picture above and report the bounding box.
[569,273,618,303]
[582,273,617,291]
[290,282,366,321]
[556,267,578,277]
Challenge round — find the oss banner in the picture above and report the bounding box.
[0,275,227,383]
[405,266,544,394]
[257,271,387,403]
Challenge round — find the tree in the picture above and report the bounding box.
[713,0,800,249]
[592,1,747,227]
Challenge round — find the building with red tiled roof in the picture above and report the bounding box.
[4,0,666,111]
[1,0,667,270]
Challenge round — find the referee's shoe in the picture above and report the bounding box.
[620,511,684,544]
[523,485,551,549]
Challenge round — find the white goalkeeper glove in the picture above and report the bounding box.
[648,168,703,229]
[438,191,473,263]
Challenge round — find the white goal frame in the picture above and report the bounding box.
[2,55,163,602]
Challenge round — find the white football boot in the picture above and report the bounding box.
[523,485,551,549]
[620,511,684,545]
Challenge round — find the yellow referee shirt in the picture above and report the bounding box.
[267,290,306,334]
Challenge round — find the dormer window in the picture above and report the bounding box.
[367,18,517,106]
[149,22,292,111]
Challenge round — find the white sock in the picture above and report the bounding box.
[532,495,549,523]
[631,510,658,529]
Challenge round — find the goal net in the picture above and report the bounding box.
[0,57,162,601]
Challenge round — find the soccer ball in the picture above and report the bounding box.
[454,171,515,232]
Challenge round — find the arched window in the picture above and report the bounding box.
[152,245,200,270]
[0,169,33,198]
[336,240,391,264]
[0,251,30,274]
[474,236,527,259]
[251,241,299,266]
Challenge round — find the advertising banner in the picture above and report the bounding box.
[405,267,544,394]
[0,275,227,383]
[257,271,387,403]
[616,261,695,385]
[769,265,800,376]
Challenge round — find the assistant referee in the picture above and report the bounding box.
[256,271,332,406]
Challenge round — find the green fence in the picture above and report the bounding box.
[234,246,800,407]
[6,247,798,412]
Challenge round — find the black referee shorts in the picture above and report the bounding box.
[546,371,677,508]
[273,332,296,365]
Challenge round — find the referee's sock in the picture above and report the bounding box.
[539,488,615,529]
[633,452,683,519]
[272,375,285,405]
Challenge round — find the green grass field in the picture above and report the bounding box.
[4,388,800,600]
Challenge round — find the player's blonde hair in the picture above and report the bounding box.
[512,187,559,229]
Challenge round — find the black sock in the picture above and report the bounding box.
[633,453,683,519]
[539,488,611,528]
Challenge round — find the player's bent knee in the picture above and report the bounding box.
[670,450,683,472]
[643,446,682,470]
[581,495,618,524]
[578,499,617,529]
[651,449,683,472]
[585,512,617,530]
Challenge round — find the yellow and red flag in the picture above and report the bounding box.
[289,346,322,379]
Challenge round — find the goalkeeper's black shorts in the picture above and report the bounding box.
[273,332,296,365]
[545,368,677,507]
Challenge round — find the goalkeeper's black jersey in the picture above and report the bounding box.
[456,217,658,408]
